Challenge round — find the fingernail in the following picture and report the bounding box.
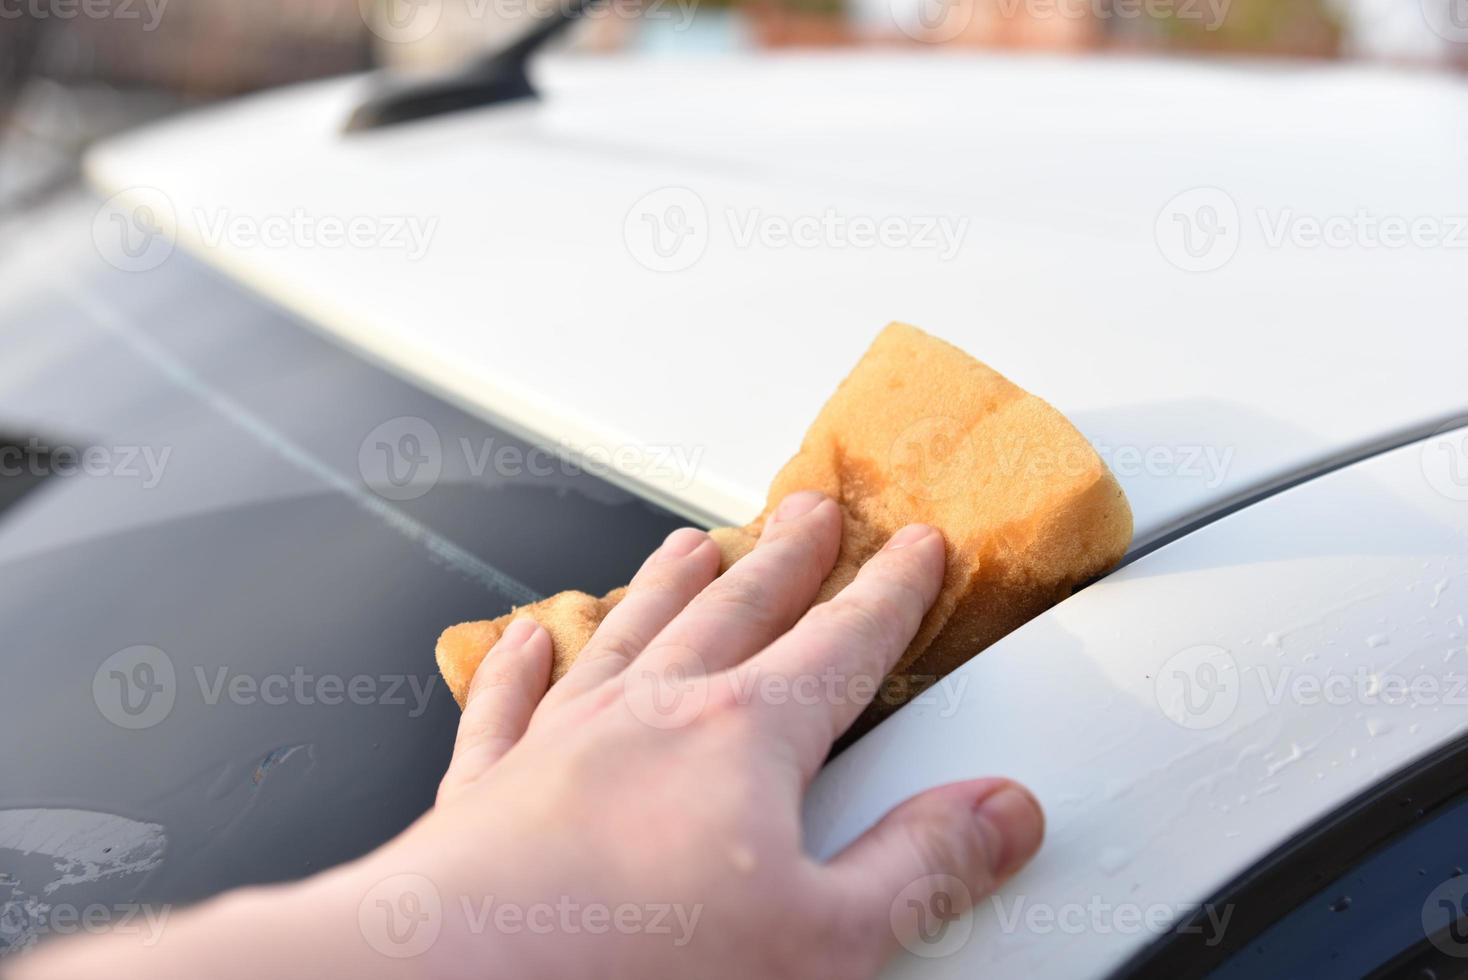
[654,527,709,563]
[884,524,935,550]
[773,490,826,522]
[973,786,1045,878]
[500,618,540,648]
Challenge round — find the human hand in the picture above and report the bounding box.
[12,491,1043,980]
[366,490,1044,978]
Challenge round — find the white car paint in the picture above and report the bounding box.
[805,433,1468,976]
[80,52,1468,976]
[86,54,1468,548]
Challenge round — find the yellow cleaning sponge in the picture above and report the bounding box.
[437,323,1132,730]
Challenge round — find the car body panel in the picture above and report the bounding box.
[85,54,1468,547]
[803,434,1468,977]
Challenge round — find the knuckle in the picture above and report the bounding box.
[463,695,528,742]
[586,628,646,668]
[819,596,903,650]
[636,556,701,594]
[697,681,751,728]
[906,803,991,886]
[702,572,773,618]
[469,663,521,699]
[866,549,940,604]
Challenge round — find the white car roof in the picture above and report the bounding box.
[86,53,1468,548]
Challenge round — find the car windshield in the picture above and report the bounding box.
[0,220,682,950]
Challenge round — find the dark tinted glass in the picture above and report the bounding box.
[0,244,684,954]
[1204,789,1468,980]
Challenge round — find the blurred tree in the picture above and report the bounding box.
[1110,0,1345,57]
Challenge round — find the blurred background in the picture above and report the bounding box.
[2,0,1467,220]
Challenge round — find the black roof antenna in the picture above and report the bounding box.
[345,0,596,132]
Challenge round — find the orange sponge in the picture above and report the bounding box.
[436,323,1132,729]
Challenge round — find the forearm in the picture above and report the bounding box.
[6,862,436,980]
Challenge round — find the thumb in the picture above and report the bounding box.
[825,779,1044,963]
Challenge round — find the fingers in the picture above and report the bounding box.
[826,779,1044,965]
[436,619,552,806]
[638,491,841,677]
[549,528,721,702]
[742,523,945,779]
